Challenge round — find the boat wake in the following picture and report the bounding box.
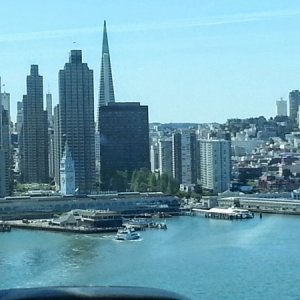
[114,237,143,243]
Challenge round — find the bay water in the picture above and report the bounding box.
[1,214,300,299]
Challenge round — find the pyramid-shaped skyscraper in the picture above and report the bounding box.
[97,21,115,129]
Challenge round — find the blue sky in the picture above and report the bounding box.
[1,0,300,123]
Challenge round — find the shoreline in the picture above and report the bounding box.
[6,220,118,234]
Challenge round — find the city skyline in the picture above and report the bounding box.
[1,1,300,124]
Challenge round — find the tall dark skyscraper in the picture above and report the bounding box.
[20,65,49,183]
[0,77,7,197]
[99,102,150,190]
[97,21,115,129]
[59,50,95,193]
[289,90,300,125]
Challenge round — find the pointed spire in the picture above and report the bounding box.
[97,20,116,129]
[102,20,109,55]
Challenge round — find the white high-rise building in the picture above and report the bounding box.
[276,98,287,116]
[200,139,231,193]
[150,142,159,173]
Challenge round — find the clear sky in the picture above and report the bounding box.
[1,0,300,124]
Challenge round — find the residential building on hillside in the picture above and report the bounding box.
[199,139,231,193]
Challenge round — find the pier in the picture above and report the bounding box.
[6,220,118,234]
[193,207,254,220]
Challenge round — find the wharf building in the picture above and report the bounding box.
[98,102,150,190]
[20,65,49,183]
[58,50,95,194]
[0,192,179,220]
[199,139,231,193]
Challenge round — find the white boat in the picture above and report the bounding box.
[115,228,140,241]
[230,207,254,219]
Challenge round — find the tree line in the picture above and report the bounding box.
[100,169,180,195]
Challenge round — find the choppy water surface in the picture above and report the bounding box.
[1,214,300,299]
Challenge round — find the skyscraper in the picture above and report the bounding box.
[172,130,197,185]
[59,50,95,193]
[1,93,11,194]
[150,142,159,173]
[46,92,53,127]
[159,139,173,178]
[1,92,10,122]
[289,90,300,125]
[99,102,150,190]
[53,104,60,188]
[20,65,49,183]
[172,132,182,184]
[276,98,287,117]
[199,139,231,193]
[97,21,115,129]
[16,101,23,137]
[0,77,6,197]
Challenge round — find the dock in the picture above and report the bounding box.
[193,207,254,220]
[6,220,118,234]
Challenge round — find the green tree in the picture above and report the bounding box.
[148,173,158,192]
[159,174,169,193]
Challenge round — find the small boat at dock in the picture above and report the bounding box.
[0,222,11,232]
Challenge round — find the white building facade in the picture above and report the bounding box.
[200,139,231,193]
[276,98,287,116]
[60,142,75,196]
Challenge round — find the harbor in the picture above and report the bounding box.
[3,208,170,234]
[1,214,299,299]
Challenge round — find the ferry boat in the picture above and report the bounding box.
[115,228,140,241]
[230,207,254,219]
